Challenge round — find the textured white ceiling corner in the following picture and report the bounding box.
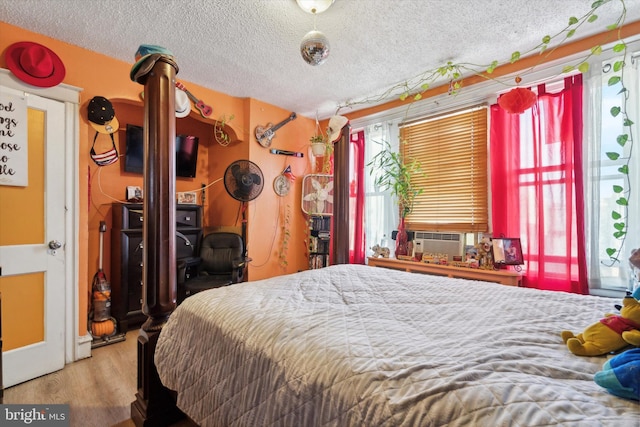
[1,0,639,119]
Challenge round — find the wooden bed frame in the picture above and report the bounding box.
[129,55,350,426]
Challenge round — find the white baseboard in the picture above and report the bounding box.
[76,333,93,360]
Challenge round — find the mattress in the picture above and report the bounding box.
[155,264,640,426]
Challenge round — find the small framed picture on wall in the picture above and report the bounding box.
[178,191,197,204]
[126,186,143,202]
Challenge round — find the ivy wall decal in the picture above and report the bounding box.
[341,0,633,265]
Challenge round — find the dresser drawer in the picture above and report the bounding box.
[125,206,199,229]
[127,207,144,229]
[176,208,198,228]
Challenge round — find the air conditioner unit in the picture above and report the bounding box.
[413,232,464,258]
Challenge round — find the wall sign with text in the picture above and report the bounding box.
[0,92,28,187]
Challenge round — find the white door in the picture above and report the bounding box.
[0,87,66,387]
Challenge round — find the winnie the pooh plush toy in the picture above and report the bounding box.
[561,295,640,356]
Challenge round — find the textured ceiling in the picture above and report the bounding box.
[1,0,639,119]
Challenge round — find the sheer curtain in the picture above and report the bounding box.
[364,120,401,258]
[490,75,588,294]
[583,56,640,293]
[584,68,603,290]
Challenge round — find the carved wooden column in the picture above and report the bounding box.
[130,54,185,426]
[332,124,351,265]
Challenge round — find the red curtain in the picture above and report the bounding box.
[349,131,366,264]
[490,75,588,294]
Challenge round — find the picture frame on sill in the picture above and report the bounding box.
[178,191,197,204]
[126,186,143,202]
[492,238,524,266]
[465,245,478,261]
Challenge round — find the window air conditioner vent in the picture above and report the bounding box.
[413,232,464,257]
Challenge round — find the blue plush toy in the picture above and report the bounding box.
[594,348,640,401]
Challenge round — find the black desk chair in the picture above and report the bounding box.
[177,232,248,302]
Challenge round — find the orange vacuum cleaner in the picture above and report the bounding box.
[89,221,125,348]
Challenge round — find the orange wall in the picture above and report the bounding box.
[246,99,316,279]
[0,21,316,337]
[2,19,640,339]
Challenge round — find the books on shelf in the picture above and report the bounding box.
[308,215,331,269]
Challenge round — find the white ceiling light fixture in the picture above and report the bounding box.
[297,0,334,66]
[296,0,334,15]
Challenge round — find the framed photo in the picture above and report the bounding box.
[126,186,143,202]
[178,191,197,204]
[492,238,524,265]
[464,245,478,261]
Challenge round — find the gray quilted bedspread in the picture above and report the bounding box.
[155,264,640,426]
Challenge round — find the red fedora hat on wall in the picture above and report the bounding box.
[5,41,66,88]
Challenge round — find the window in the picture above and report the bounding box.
[585,54,640,293]
[357,38,640,295]
[400,106,488,232]
[364,121,403,257]
[490,75,586,293]
[362,109,488,259]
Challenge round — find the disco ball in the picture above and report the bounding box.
[300,30,330,66]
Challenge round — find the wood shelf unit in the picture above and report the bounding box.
[308,215,331,269]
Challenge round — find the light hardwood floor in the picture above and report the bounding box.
[3,329,187,427]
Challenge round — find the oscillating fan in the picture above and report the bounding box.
[224,160,264,202]
[223,160,264,261]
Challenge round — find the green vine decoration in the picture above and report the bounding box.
[322,142,334,174]
[304,216,312,259]
[343,0,632,264]
[340,0,628,106]
[213,113,235,146]
[278,203,291,268]
[603,39,633,265]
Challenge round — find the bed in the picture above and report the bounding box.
[155,264,640,426]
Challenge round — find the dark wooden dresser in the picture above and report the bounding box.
[110,203,202,331]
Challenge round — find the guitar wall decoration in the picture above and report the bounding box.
[175,81,213,118]
[255,112,297,148]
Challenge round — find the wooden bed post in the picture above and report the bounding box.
[130,53,185,426]
[333,124,351,265]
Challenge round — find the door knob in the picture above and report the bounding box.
[48,240,62,250]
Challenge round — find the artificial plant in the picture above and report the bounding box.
[368,140,423,218]
[309,134,328,157]
[310,134,326,144]
[309,126,333,173]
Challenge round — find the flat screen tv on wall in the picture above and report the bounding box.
[125,124,199,178]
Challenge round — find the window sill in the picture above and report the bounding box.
[589,287,628,298]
